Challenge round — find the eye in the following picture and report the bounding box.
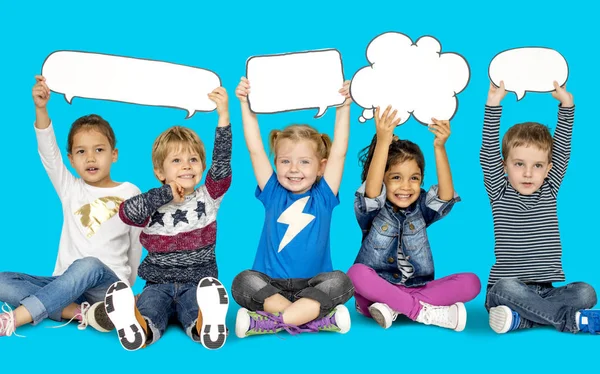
[391,175,400,180]
[515,162,523,167]
[76,150,84,154]
[172,158,180,163]
[534,163,543,168]
[190,157,198,163]
[280,159,290,164]
[411,176,421,181]
[300,160,310,165]
[95,148,104,153]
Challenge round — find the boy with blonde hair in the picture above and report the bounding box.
[105,87,233,350]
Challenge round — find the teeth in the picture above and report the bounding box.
[289,177,302,181]
[179,175,194,179]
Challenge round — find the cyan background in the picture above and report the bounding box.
[1,1,597,372]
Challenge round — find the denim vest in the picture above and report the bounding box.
[353,182,459,287]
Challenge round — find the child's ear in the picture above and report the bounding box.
[319,159,327,176]
[503,160,507,175]
[154,168,166,183]
[545,162,553,177]
[67,153,74,168]
[112,148,119,163]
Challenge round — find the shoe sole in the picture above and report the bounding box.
[334,305,351,334]
[235,308,251,338]
[454,302,467,332]
[88,302,114,332]
[104,281,146,351]
[368,304,391,329]
[489,305,512,334]
[196,277,229,350]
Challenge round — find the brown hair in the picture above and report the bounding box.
[151,126,206,183]
[268,124,332,160]
[502,122,553,162]
[67,114,116,153]
[359,134,425,185]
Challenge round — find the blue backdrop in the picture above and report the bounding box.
[1,0,597,372]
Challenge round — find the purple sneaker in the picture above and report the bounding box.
[235,308,302,338]
[301,304,351,334]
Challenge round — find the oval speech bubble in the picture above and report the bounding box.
[41,51,222,118]
[489,47,569,101]
[246,49,345,118]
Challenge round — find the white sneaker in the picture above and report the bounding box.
[368,303,398,329]
[416,301,466,331]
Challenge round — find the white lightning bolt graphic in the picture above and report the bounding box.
[277,196,315,253]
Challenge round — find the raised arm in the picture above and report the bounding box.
[428,118,454,200]
[365,106,401,198]
[205,87,233,200]
[547,81,575,192]
[323,80,351,195]
[33,75,76,199]
[480,81,508,201]
[235,77,272,190]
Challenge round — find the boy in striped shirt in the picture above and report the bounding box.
[481,80,598,334]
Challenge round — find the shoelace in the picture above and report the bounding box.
[0,303,24,338]
[305,314,337,332]
[50,301,91,330]
[421,304,450,327]
[252,311,303,336]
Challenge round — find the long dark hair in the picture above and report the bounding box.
[358,134,425,184]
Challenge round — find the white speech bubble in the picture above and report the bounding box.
[350,32,470,125]
[489,47,569,101]
[41,51,222,118]
[246,49,345,118]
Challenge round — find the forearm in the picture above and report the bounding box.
[35,107,50,129]
[434,145,454,200]
[365,141,388,198]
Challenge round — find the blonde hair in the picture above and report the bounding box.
[502,122,553,163]
[268,124,332,160]
[151,126,206,183]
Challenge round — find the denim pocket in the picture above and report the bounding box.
[367,217,398,250]
[401,219,428,253]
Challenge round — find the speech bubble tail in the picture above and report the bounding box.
[314,106,327,118]
[64,94,74,104]
[185,109,195,119]
[515,91,526,101]
[358,116,366,123]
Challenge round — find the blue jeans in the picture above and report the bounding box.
[486,278,597,333]
[136,282,200,345]
[0,257,120,325]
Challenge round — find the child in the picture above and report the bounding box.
[482,81,598,334]
[0,75,142,337]
[104,87,232,350]
[347,106,481,331]
[230,77,354,338]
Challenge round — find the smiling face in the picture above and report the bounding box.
[274,138,326,194]
[383,158,423,210]
[68,129,118,188]
[155,143,204,195]
[504,145,552,195]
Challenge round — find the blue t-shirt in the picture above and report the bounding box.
[252,173,340,279]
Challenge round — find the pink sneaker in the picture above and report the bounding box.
[0,303,20,337]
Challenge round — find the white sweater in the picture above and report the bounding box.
[36,123,142,286]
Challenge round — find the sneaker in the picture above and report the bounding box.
[368,303,398,329]
[302,304,351,333]
[416,301,466,331]
[195,277,229,350]
[0,303,20,337]
[489,305,521,334]
[235,308,301,338]
[577,309,600,334]
[86,301,115,332]
[105,281,147,351]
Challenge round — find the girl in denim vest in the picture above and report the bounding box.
[347,106,481,331]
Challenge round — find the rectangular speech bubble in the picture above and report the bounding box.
[246,49,345,118]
